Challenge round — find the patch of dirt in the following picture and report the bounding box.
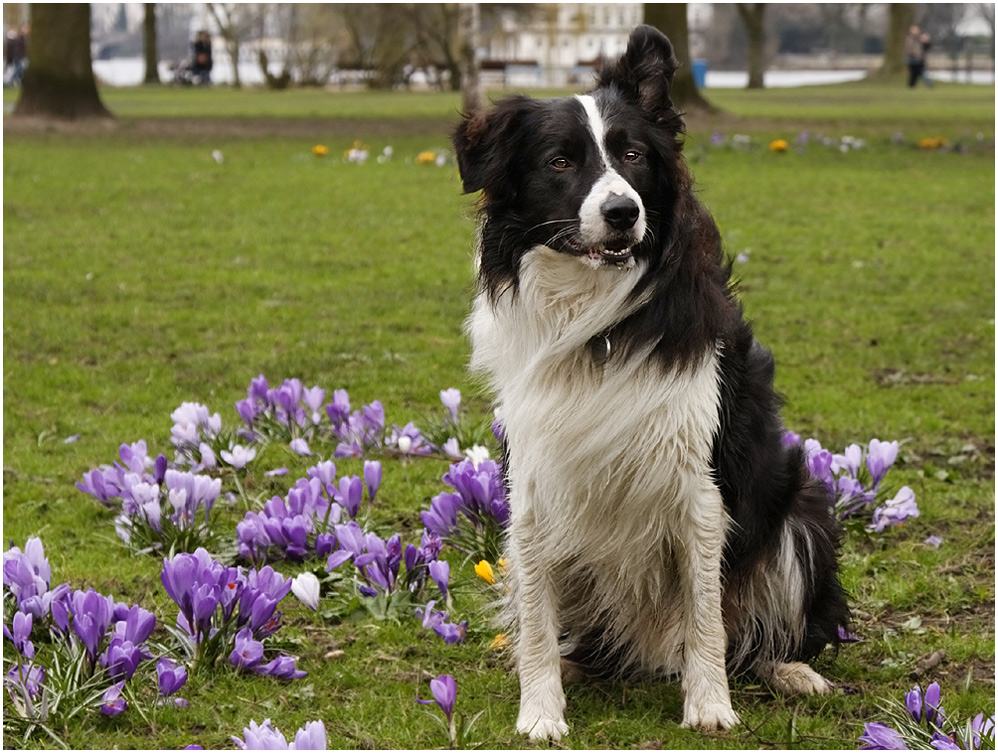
[4,114,460,141]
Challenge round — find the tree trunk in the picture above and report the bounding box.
[459,3,481,115]
[13,4,111,119]
[643,3,714,112]
[878,4,919,77]
[143,3,160,85]
[736,3,766,89]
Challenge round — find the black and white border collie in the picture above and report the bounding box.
[453,25,850,742]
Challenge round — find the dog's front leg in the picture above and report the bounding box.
[512,523,569,742]
[676,485,740,731]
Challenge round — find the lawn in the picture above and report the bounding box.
[3,80,995,750]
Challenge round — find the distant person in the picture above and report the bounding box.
[191,30,213,85]
[4,24,26,86]
[905,25,927,88]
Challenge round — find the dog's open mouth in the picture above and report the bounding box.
[564,237,635,266]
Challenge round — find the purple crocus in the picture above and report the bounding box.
[428,560,450,601]
[866,439,900,489]
[421,493,461,538]
[434,619,468,645]
[76,468,114,504]
[289,438,312,457]
[334,475,363,518]
[418,673,457,724]
[232,719,289,750]
[230,627,264,670]
[291,720,327,750]
[923,682,944,727]
[3,537,52,605]
[364,460,382,504]
[255,655,307,680]
[870,486,919,532]
[68,588,115,662]
[859,722,909,750]
[100,681,128,716]
[440,388,461,424]
[102,637,143,682]
[157,657,188,698]
[6,663,44,700]
[4,611,35,658]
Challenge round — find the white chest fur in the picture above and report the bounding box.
[467,247,723,549]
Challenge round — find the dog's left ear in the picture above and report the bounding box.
[596,25,679,120]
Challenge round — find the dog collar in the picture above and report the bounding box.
[588,333,612,365]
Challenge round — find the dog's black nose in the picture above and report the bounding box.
[601,196,640,230]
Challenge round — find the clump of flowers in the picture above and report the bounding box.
[323,388,387,458]
[3,538,159,741]
[421,457,509,562]
[785,433,918,531]
[160,549,304,679]
[235,376,330,445]
[231,718,327,750]
[325,523,443,621]
[76,439,224,554]
[859,682,995,750]
[170,402,224,470]
[237,460,381,565]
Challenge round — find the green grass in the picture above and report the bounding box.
[3,81,994,749]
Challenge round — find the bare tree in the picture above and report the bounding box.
[13,4,111,120]
[735,3,766,89]
[459,3,481,113]
[143,3,160,84]
[337,4,414,89]
[643,3,713,111]
[207,3,261,88]
[878,3,918,77]
[409,4,462,90]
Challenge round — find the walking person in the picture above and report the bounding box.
[905,25,927,88]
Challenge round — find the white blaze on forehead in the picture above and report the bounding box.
[574,94,646,248]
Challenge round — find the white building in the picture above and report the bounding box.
[484,3,643,87]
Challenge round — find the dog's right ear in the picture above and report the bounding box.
[453,96,536,195]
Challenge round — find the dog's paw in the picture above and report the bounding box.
[516,713,569,742]
[680,701,740,732]
[767,661,831,696]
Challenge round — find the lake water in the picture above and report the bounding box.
[93,57,996,89]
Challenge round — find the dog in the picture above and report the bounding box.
[452,25,850,742]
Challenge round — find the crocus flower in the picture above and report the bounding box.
[867,439,900,489]
[870,486,919,532]
[232,718,289,750]
[102,637,143,682]
[221,444,257,470]
[475,560,496,585]
[442,438,463,460]
[334,476,363,518]
[3,537,52,605]
[363,460,382,504]
[428,560,449,600]
[6,663,44,700]
[255,655,307,680]
[157,657,188,698]
[434,619,468,645]
[68,588,115,662]
[418,674,457,724]
[289,438,312,457]
[291,572,320,611]
[924,535,943,548]
[100,681,128,716]
[76,468,114,503]
[4,611,35,658]
[421,493,460,538]
[230,627,264,670]
[440,388,461,424]
[291,720,327,750]
[859,722,909,750]
[924,682,944,727]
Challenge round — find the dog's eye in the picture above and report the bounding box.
[623,150,644,164]
[549,157,571,170]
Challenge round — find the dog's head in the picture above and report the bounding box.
[454,25,688,297]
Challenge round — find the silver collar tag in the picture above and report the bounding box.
[588,334,612,365]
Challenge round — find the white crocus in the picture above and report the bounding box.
[291,572,321,611]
